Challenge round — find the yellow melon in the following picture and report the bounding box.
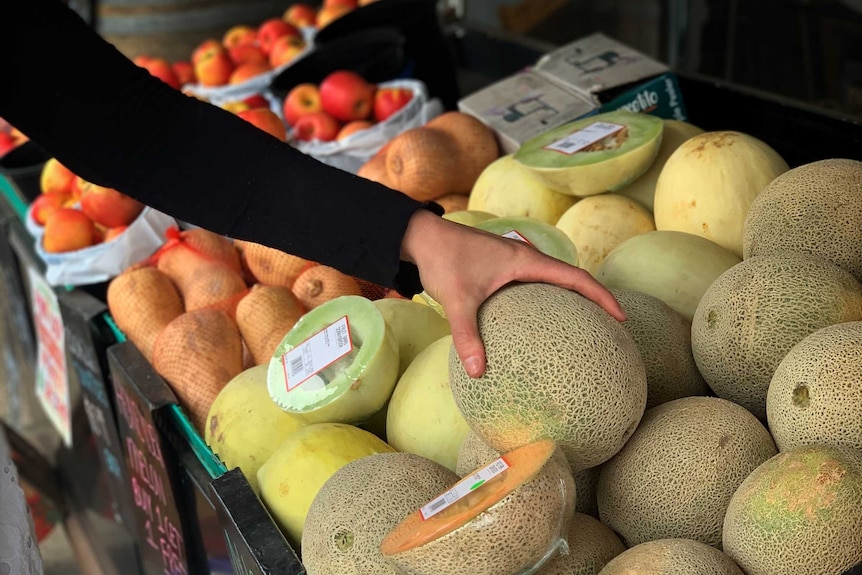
[373,298,451,377]
[301,452,459,575]
[723,445,862,575]
[743,158,862,281]
[597,396,777,548]
[691,253,862,420]
[653,131,789,258]
[599,539,745,574]
[766,321,862,453]
[538,512,625,575]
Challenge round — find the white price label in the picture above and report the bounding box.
[543,121,625,155]
[419,457,510,521]
[501,230,533,246]
[281,316,353,392]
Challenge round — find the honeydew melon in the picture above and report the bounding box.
[267,295,399,424]
[373,298,451,378]
[441,209,498,227]
[514,110,664,197]
[475,215,579,265]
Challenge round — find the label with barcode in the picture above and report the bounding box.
[543,121,624,155]
[281,316,352,392]
[419,457,510,521]
[501,230,534,246]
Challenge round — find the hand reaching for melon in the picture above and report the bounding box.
[400,209,627,379]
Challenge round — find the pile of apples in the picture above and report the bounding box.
[0,120,30,160]
[30,159,146,254]
[283,70,414,142]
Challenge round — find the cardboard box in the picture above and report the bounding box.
[458,32,688,153]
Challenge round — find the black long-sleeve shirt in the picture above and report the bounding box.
[0,0,440,295]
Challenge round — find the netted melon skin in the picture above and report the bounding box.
[691,253,862,421]
[302,452,458,575]
[384,449,576,575]
[540,512,625,575]
[597,397,777,548]
[722,445,862,575]
[766,321,862,453]
[449,283,647,471]
[597,538,745,575]
[743,158,862,282]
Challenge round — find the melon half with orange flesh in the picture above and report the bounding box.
[379,439,576,575]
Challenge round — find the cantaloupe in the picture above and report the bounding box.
[611,288,708,409]
[385,127,464,201]
[204,365,307,493]
[691,253,862,420]
[597,397,777,548]
[257,422,395,549]
[539,512,626,575]
[448,282,647,471]
[301,452,459,575]
[514,111,664,197]
[424,111,500,193]
[722,445,862,575]
[617,119,706,211]
[475,216,579,266]
[743,158,862,281]
[653,131,789,258]
[555,194,655,275]
[106,266,184,362]
[267,295,399,424]
[373,298,451,378]
[598,539,745,575]
[386,335,470,473]
[380,440,576,575]
[766,321,862,453]
[456,429,602,518]
[468,154,576,225]
[596,230,742,322]
[235,284,306,366]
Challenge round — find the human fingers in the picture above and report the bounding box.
[444,295,487,379]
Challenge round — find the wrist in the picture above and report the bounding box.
[400,207,445,265]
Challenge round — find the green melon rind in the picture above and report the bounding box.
[267,295,399,424]
[382,447,576,575]
[476,216,579,266]
[514,111,664,197]
[442,210,498,227]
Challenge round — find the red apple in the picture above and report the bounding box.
[40,158,77,195]
[268,35,306,68]
[293,112,341,142]
[256,18,301,56]
[194,48,235,87]
[222,25,257,49]
[243,94,270,109]
[228,44,268,66]
[171,61,196,86]
[135,56,180,90]
[229,61,272,85]
[316,4,352,28]
[0,132,16,158]
[192,39,223,65]
[282,83,322,126]
[283,3,317,28]
[42,208,98,253]
[325,0,358,8]
[237,108,288,142]
[31,193,71,226]
[103,226,128,242]
[79,184,145,228]
[319,70,376,122]
[336,120,373,140]
[373,87,413,122]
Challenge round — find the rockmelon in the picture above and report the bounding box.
[386,335,471,473]
[514,110,664,197]
[256,422,395,548]
[380,439,576,575]
[618,119,706,211]
[373,298,451,378]
[555,194,655,275]
[539,512,626,575]
[597,397,777,548]
[653,131,789,258]
[475,215,579,265]
[598,539,745,575]
[722,445,862,575]
[468,154,576,225]
[596,230,741,322]
[691,253,862,420]
[610,288,708,409]
[448,282,647,471]
[743,158,862,281]
[766,321,862,453]
[204,365,307,493]
[301,452,459,575]
[267,295,400,425]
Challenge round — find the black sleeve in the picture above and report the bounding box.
[0,0,443,296]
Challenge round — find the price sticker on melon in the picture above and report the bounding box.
[543,121,625,155]
[501,230,534,246]
[281,316,353,392]
[419,457,510,520]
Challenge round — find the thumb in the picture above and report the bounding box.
[446,302,487,379]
